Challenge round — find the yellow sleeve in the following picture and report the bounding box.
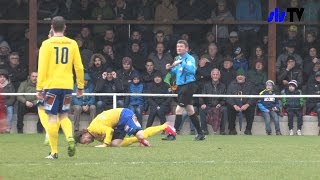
[37,41,50,91]
[73,42,84,89]
[103,127,114,145]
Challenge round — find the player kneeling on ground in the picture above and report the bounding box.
[74,108,176,147]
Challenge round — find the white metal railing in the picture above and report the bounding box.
[0,93,319,109]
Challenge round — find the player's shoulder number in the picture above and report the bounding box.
[54,47,69,64]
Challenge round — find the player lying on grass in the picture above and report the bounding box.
[74,108,176,147]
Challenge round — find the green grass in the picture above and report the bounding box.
[1,134,320,180]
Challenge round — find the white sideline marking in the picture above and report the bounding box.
[4,160,320,167]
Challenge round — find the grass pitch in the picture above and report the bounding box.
[1,134,320,180]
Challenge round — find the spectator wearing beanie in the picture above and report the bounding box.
[281,80,304,136]
[227,68,256,135]
[258,80,282,135]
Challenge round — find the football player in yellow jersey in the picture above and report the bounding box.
[74,108,177,147]
[36,16,84,159]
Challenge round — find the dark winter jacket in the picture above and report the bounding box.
[95,78,124,105]
[233,57,248,71]
[277,67,303,88]
[6,64,28,91]
[257,89,280,112]
[200,81,226,107]
[196,62,212,93]
[141,69,162,90]
[247,69,267,93]
[226,80,256,106]
[281,88,304,109]
[116,68,139,90]
[88,64,107,86]
[220,67,236,88]
[306,77,320,104]
[147,81,171,108]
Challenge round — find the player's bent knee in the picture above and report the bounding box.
[111,139,123,147]
[175,106,184,115]
[135,130,144,140]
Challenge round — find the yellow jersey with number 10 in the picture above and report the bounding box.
[37,36,84,91]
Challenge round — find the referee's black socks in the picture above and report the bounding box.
[189,114,204,135]
[174,115,182,131]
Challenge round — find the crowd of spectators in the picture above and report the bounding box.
[0,0,320,135]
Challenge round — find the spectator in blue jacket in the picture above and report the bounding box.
[258,80,282,135]
[72,73,96,132]
[233,47,248,71]
[281,80,304,136]
[125,73,145,126]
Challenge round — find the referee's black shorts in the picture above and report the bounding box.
[177,81,197,107]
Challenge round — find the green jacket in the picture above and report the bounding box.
[17,79,37,105]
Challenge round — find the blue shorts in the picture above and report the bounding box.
[44,89,73,115]
[113,108,142,137]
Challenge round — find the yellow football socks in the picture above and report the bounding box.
[120,124,168,147]
[59,116,73,140]
[47,122,59,154]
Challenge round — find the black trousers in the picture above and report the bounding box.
[228,104,255,131]
[17,102,43,133]
[146,105,169,128]
[287,108,303,130]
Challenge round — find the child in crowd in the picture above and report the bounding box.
[258,80,281,135]
[281,80,304,136]
[125,73,145,126]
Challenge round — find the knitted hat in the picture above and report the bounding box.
[236,68,245,76]
[315,71,320,77]
[0,41,11,52]
[288,80,298,87]
[265,80,275,86]
[229,31,238,37]
[234,47,242,56]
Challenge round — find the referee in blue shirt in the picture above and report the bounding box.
[163,40,205,141]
